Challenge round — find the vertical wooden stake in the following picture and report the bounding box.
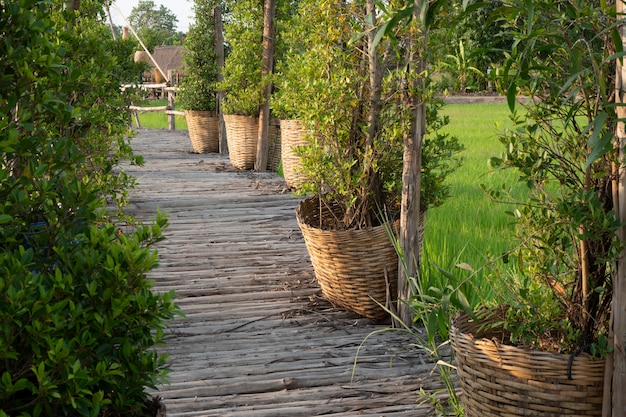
[167,69,175,131]
[608,3,626,416]
[255,0,276,172]
[396,0,428,328]
[214,5,228,154]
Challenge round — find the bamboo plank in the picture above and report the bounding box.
[130,105,169,112]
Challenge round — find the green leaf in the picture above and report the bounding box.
[456,263,473,272]
[432,263,456,280]
[456,290,472,314]
[372,5,415,49]
[524,0,535,35]
[507,81,517,112]
[611,28,624,65]
[585,112,610,169]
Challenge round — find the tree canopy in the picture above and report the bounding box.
[128,0,183,51]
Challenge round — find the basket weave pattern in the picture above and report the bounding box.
[267,119,281,172]
[296,197,397,320]
[186,110,219,153]
[450,310,605,417]
[280,119,309,188]
[224,115,258,169]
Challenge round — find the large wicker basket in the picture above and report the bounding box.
[450,309,606,417]
[296,196,398,320]
[186,110,219,153]
[224,114,258,169]
[280,119,310,189]
[267,118,281,172]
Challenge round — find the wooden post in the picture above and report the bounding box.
[255,0,276,172]
[395,0,428,328]
[104,2,116,40]
[214,5,228,154]
[133,110,141,128]
[167,70,175,131]
[609,4,626,416]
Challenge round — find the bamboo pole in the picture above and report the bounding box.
[608,3,626,416]
[104,1,116,40]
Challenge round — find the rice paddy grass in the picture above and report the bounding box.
[136,100,188,130]
[421,103,523,304]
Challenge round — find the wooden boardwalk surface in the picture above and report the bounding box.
[123,129,443,417]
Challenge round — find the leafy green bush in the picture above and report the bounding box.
[220,0,295,116]
[219,0,265,116]
[0,213,176,416]
[0,1,179,415]
[274,0,463,230]
[178,0,220,112]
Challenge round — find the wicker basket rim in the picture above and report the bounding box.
[295,196,397,233]
[451,309,605,361]
[185,109,217,117]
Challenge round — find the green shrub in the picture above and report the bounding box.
[220,0,265,116]
[275,0,463,229]
[220,0,296,116]
[0,1,179,415]
[178,0,220,112]
[0,213,177,416]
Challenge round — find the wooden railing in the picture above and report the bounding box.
[124,71,185,131]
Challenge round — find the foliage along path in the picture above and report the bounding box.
[123,129,443,416]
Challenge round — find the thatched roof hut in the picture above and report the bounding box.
[137,45,185,84]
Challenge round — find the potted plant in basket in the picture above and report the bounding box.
[219,0,282,171]
[178,0,220,154]
[272,43,312,190]
[449,2,621,415]
[291,0,463,321]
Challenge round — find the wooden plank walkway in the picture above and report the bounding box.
[123,129,444,416]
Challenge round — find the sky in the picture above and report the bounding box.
[109,1,194,33]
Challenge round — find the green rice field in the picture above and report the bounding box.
[422,103,522,305]
[135,100,188,130]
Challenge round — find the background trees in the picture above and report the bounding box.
[128,0,183,51]
[430,0,512,93]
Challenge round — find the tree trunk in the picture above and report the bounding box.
[395,0,428,328]
[255,0,276,172]
[358,0,385,228]
[608,3,626,415]
[214,5,228,155]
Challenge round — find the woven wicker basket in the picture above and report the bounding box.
[296,196,398,320]
[224,114,258,169]
[280,119,310,189]
[450,309,606,417]
[185,110,219,153]
[267,118,281,172]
